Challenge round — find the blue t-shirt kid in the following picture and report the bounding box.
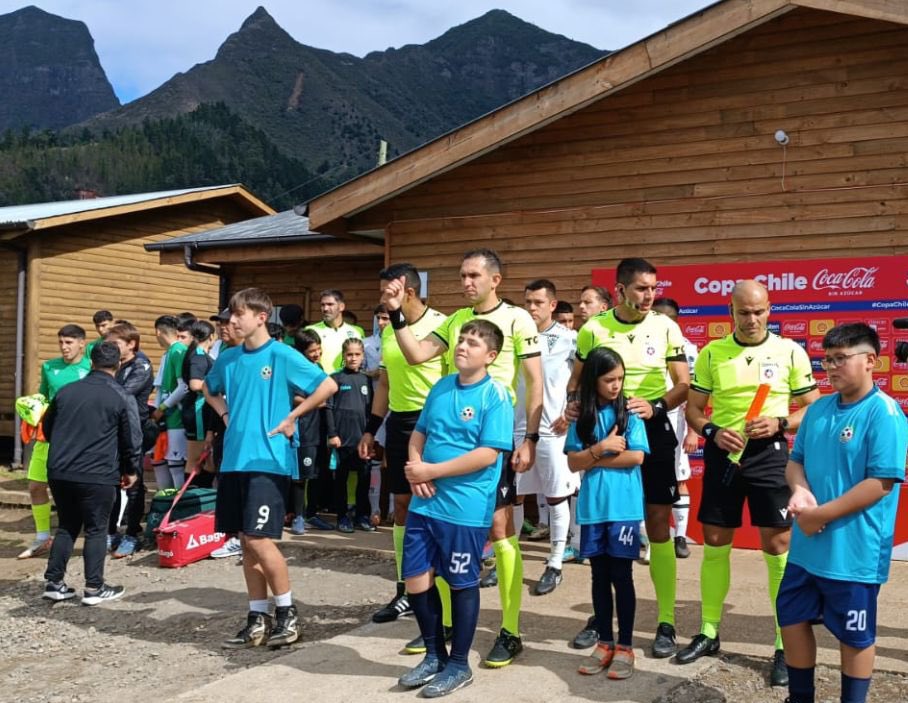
[409,373,514,528]
[206,339,327,477]
[790,385,907,584]
[564,405,649,524]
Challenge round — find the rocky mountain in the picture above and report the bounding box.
[83,7,605,181]
[0,5,119,132]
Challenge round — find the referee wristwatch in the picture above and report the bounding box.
[777,417,790,433]
[524,433,540,443]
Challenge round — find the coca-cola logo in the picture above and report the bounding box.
[808,339,825,353]
[812,266,878,291]
[684,324,706,337]
[782,320,807,334]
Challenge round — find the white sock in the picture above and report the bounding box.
[568,497,581,549]
[639,519,649,544]
[249,599,269,613]
[36,531,50,541]
[673,495,690,540]
[512,502,525,537]
[273,591,292,608]
[153,463,173,490]
[536,494,549,526]
[169,463,186,488]
[547,500,570,569]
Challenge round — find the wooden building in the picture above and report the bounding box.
[0,185,272,441]
[146,209,385,328]
[303,0,908,311]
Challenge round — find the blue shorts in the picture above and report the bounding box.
[402,512,488,589]
[580,520,640,560]
[777,562,880,649]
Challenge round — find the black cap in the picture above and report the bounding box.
[209,308,230,322]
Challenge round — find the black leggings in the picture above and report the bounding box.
[334,447,370,520]
[108,472,146,538]
[590,554,636,647]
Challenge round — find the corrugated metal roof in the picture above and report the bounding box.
[145,209,330,251]
[0,185,242,228]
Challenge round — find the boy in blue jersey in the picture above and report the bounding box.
[204,288,336,650]
[778,323,908,703]
[398,320,514,698]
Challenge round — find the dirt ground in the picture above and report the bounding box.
[2,504,908,703]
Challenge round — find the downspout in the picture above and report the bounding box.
[12,248,25,467]
[183,244,229,310]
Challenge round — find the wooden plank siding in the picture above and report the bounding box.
[8,199,254,429]
[226,256,385,333]
[342,8,908,313]
[0,250,20,434]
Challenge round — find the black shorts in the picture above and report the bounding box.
[698,436,792,529]
[386,410,422,495]
[495,449,516,508]
[297,443,326,481]
[642,413,679,505]
[215,472,290,539]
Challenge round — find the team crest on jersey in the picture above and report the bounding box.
[839,425,855,443]
[303,457,313,467]
[460,406,475,422]
[260,365,273,380]
[644,343,656,358]
[760,362,778,381]
[361,385,368,396]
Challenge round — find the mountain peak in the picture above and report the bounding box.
[240,6,278,32]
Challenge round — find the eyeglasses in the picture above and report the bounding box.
[820,351,872,369]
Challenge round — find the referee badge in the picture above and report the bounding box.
[460,406,475,422]
[260,365,273,380]
[839,425,854,443]
[759,362,778,381]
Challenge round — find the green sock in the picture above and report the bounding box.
[493,535,523,634]
[649,539,677,626]
[392,524,405,583]
[32,501,51,538]
[435,576,453,628]
[701,543,732,638]
[763,550,788,650]
[347,472,357,507]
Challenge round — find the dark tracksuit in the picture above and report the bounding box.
[43,371,142,589]
[325,369,372,521]
[293,402,329,518]
[110,354,154,538]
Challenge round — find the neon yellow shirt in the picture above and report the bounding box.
[305,321,363,372]
[576,309,686,400]
[380,307,448,412]
[691,332,816,430]
[431,301,541,406]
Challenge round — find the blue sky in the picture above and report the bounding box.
[2,1,714,103]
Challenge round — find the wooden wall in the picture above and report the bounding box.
[349,8,908,312]
[226,255,386,333]
[0,199,254,435]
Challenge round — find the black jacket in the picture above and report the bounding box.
[115,354,154,424]
[325,369,372,448]
[44,370,142,485]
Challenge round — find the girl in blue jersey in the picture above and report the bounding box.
[564,347,649,680]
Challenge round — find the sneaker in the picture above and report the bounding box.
[562,546,581,563]
[571,616,598,649]
[674,535,690,559]
[479,566,498,588]
[398,656,445,688]
[17,536,52,560]
[107,533,122,553]
[222,611,272,649]
[607,645,635,680]
[356,516,376,532]
[306,515,336,531]
[527,523,550,541]
[484,628,522,668]
[521,518,535,535]
[337,516,354,533]
[533,566,562,596]
[290,515,306,535]
[81,584,126,606]
[372,583,412,623]
[210,536,242,559]
[42,581,76,602]
[578,642,614,675]
[422,665,473,698]
[113,535,138,559]
[651,622,677,658]
[770,649,789,687]
[481,541,495,565]
[268,605,300,647]
[402,627,453,655]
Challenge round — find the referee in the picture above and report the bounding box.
[677,279,819,688]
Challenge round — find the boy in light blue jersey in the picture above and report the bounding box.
[397,320,514,698]
[205,288,336,651]
[778,323,908,703]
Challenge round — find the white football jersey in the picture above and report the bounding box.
[515,322,576,437]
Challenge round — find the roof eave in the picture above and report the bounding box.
[145,233,339,252]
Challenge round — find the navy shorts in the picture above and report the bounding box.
[402,512,488,589]
[777,562,880,649]
[215,472,289,539]
[580,520,641,560]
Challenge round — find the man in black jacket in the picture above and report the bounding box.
[105,322,154,557]
[42,342,142,606]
